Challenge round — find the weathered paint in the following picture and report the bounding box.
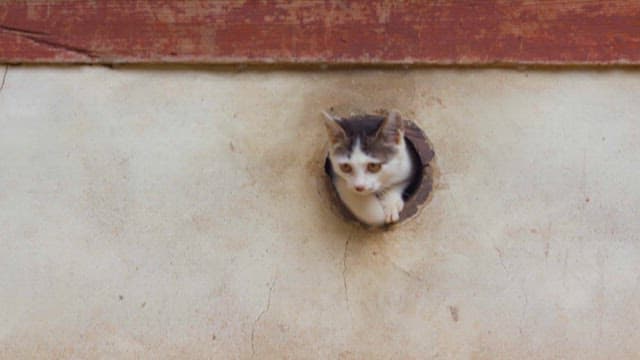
[1,0,639,65]
[3,66,640,358]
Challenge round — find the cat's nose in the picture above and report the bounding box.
[355,186,365,192]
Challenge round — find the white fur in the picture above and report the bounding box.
[331,138,413,226]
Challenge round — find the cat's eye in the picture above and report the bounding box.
[339,164,353,173]
[367,163,382,173]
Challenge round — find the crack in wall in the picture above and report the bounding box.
[0,65,7,94]
[342,234,351,314]
[250,278,276,358]
[0,24,97,60]
[0,24,48,36]
[494,246,509,276]
[519,287,529,337]
[21,35,97,59]
[388,259,429,284]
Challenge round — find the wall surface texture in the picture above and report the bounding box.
[2,0,639,65]
[1,66,640,358]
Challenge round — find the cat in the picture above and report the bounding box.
[323,110,416,227]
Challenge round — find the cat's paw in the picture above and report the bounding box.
[380,196,404,224]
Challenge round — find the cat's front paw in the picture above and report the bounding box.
[380,196,404,224]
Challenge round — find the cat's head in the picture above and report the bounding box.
[323,110,405,195]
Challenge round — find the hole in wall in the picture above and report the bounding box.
[324,114,435,229]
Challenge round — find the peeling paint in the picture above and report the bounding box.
[0,0,639,64]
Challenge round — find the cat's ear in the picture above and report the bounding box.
[322,111,346,145]
[376,110,404,145]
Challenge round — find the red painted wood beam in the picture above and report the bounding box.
[0,0,639,65]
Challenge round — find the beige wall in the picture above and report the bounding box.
[1,66,639,358]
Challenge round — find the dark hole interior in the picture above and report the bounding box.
[401,137,423,201]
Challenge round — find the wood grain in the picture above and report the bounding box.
[1,0,639,65]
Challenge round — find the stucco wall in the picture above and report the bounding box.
[1,66,639,358]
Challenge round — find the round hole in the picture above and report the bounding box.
[324,117,435,228]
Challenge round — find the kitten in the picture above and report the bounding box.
[323,110,416,226]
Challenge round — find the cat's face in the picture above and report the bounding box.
[324,111,405,195]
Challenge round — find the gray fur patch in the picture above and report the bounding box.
[331,115,401,162]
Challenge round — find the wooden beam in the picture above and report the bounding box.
[1,0,639,65]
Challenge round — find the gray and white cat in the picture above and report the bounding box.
[323,110,416,226]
